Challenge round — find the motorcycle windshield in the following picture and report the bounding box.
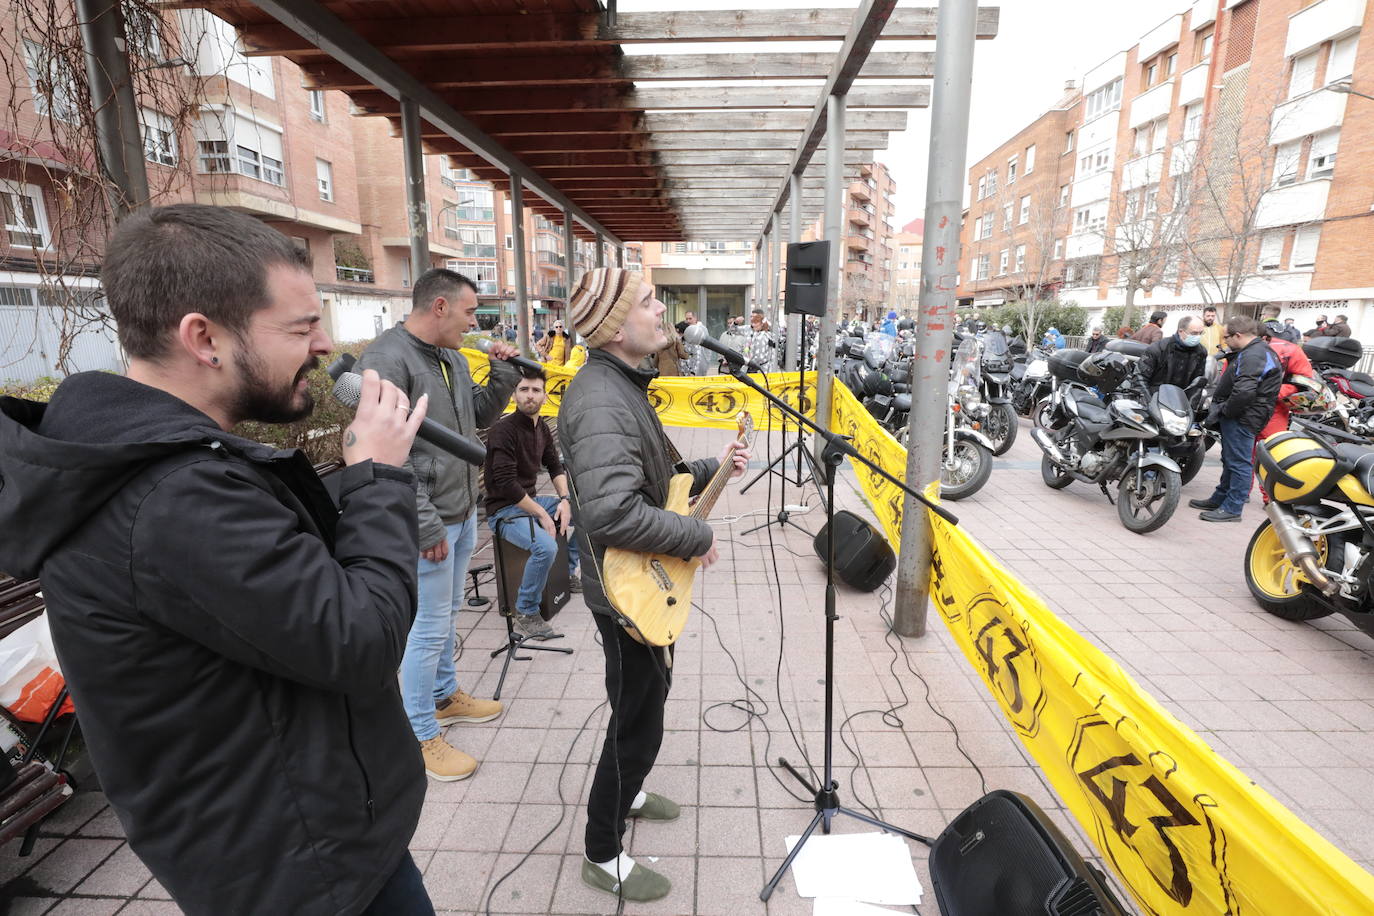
[983,331,1010,358]
[865,333,897,368]
[1151,383,1193,420]
[951,338,980,393]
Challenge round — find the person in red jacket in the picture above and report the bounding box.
[1258,319,1316,440]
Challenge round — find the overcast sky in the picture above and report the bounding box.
[621,0,1189,231]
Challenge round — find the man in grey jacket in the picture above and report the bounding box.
[560,267,749,902]
[358,269,519,780]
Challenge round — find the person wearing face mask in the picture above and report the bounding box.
[1138,315,1207,392]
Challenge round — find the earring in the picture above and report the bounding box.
[211,357,220,366]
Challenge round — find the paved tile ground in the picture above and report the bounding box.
[5,419,1374,914]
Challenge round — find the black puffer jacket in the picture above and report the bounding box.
[1138,334,1206,391]
[0,372,425,915]
[1214,337,1284,433]
[559,349,717,617]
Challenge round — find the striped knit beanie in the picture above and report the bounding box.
[569,267,644,348]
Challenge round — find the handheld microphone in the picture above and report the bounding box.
[683,323,765,372]
[328,357,487,468]
[471,336,545,375]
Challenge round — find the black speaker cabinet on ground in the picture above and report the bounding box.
[785,240,830,316]
[493,522,571,622]
[812,510,895,592]
[929,790,1129,916]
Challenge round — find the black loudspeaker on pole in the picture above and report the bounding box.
[784,240,830,317]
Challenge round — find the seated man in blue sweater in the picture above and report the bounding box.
[483,366,580,639]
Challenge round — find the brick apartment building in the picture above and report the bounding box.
[799,160,899,323]
[957,0,1374,340]
[891,218,926,316]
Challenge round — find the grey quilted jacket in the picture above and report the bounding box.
[559,349,717,617]
[357,324,519,549]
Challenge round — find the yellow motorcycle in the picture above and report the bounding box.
[1247,418,1374,632]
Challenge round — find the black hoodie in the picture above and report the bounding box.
[0,372,425,915]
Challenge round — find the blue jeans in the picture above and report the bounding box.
[1209,418,1257,515]
[401,516,478,741]
[489,497,580,617]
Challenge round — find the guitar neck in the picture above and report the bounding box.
[687,455,734,521]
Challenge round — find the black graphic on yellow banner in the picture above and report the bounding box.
[830,379,1374,915]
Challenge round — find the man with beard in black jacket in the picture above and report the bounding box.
[1138,315,1207,392]
[0,205,434,915]
[1188,316,1282,523]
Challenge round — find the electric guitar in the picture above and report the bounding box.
[601,411,756,646]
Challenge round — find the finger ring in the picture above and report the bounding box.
[396,404,409,411]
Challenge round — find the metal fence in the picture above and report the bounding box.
[0,304,123,384]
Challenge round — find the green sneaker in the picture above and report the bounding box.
[627,792,680,821]
[580,859,671,902]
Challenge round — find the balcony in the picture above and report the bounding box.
[847,207,871,228]
[1190,0,1216,28]
[848,180,872,202]
[534,284,567,299]
[335,265,374,284]
[535,250,565,266]
[451,241,497,259]
[1256,178,1331,229]
[1130,79,1175,128]
[1286,0,1367,57]
[454,206,495,222]
[846,235,871,253]
[1138,14,1182,60]
[1270,89,1347,145]
[1178,62,1209,107]
[475,281,498,295]
[1170,139,1199,176]
[1121,151,1165,190]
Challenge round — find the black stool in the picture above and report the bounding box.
[489,516,574,701]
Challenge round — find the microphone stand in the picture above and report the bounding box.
[718,361,955,902]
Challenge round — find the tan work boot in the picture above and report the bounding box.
[419,735,477,781]
[435,688,502,725]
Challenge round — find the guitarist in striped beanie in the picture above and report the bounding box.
[560,267,749,903]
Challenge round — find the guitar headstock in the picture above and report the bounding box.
[736,410,757,444]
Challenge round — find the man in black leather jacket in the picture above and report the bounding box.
[1138,316,1206,391]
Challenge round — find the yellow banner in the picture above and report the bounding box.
[830,379,1374,916]
[464,349,816,432]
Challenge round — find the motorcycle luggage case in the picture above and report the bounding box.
[1048,348,1090,383]
[1105,338,1149,358]
[813,510,896,592]
[1303,336,1362,369]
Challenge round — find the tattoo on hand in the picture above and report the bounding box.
[345,431,357,447]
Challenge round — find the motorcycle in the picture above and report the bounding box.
[940,338,995,500]
[1245,417,1374,636]
[978,329,1019,456]
[1304,336,1373,406]
[1013,344,1054,418]
[1030,349,1193,534]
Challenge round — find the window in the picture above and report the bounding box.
[1144,62,1158,86]
[1002,203,1013,232]
[980,215,992,239]
[1273,139,1302,186]
[140,108,177,166]
[1125,189,1142,222]
[123,4,163,59]
[1065,130,1075,153]
[1309,129,1339,178]
[1133,125,1152,158]
[1054,238,1065,259]
[504,234,513,250]
[986,170,999,197]
[308,90,325,122]
[22,40,78,122]
[1151,117,1168,152]
[1292,225,1321,268]
[1084,78,1123,120]
[1014,245,1026,273]
[998,249,1009,276]
[1196,27,1214,64]
[973,216,982,238]
[1059,184,1070,207]
[0,182,48,248]
[1328,35,1359,84]
[316,159,333,201]
[1025,144,1036,174]
[457,187,495,221]
[1143,187,1158,215]
[1073,205,1105,234]
[1007,155,1018,184]
[1019,195,1031,225]
[1065,257,1100,286]
[401,257,411,288]
[194,112,285,186]
[975,253,990,280]
[977,176,987,199]
[1183,103,1203,140]
[1258,231,1285,270]
[1289,49,1319,98]
[1165,53,1177,77]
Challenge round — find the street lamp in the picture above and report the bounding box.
[1328,80,1374,103]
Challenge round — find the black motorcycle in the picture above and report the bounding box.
[1013,344,1055,418]
[978,329,1019,456]
[1030,349,1194,534]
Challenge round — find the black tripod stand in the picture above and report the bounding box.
[720,364,958,902]
[742,321,824,537]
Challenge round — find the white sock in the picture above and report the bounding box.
[631,790,648,809]
[589,851,636,880]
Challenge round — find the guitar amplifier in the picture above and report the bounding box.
[493,522,571,621]
[929,790,1129,916]
[813,510,895,592]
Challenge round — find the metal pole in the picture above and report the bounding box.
[785,174,803,372]
[399,98,430,279]
[762,221,773,322]
[562,210,577,294]
[773,217,786,338]
[75,0,150,217]
[511,176,532,358]
[813,93,846,469]
[617,245,625,268]
[893,0,977,638]
[595,233,606,269]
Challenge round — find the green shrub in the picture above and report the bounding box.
[982,301,1087,341]
[0,377,63,403]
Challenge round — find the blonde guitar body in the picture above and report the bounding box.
[602,473,700,647]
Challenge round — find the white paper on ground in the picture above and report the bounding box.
[782,832,923,905]
[813,896,914,916]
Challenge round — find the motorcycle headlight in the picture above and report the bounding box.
[959,386,984,413]
[1160,412,1189,436]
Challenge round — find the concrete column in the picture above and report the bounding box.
[595,233,606,268]
[399,98,430,278]
[617,245,625,268]
[76,0,150,216]
[893,0,978,638]
[813,93,847,468]
[562,210,577,299]
[511,176,532,358]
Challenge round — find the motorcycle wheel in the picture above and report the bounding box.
[1177,439,1207,486]
[1040,454,1073,490]
[1116,466,1181,534]
[986,403,1018,456]
[1244,520,1335,620]
[1033,397,1056,431]
[941,439,993,501]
